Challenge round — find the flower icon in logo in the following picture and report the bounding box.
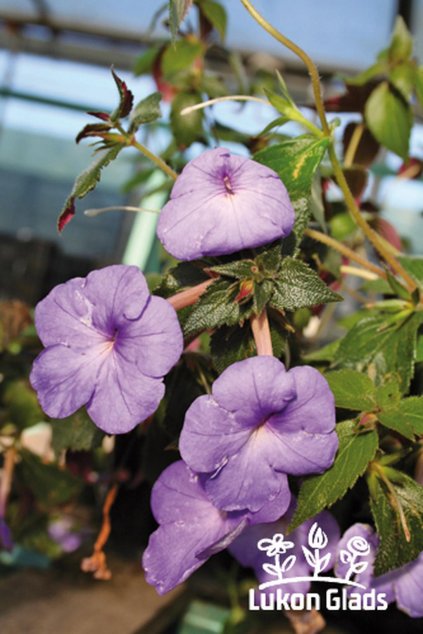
[258,533,294,557]
[308,522,329,549]
[339,534,370,580]
[302,522,332,577]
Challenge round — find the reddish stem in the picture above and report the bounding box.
[81,483,118,580]
[250,309,273,356]
[167,279,214,311]
[0,447,16,518]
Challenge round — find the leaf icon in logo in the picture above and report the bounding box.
[302,546,317,568]
[262,563,282,577]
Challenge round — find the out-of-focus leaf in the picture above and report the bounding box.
[365,81,412,159]
[169,0,194,39]
[52,410,104,453]
[18,450,81,508]
[199,0,227,40]
[129,92,162,132]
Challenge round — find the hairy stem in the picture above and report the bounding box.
[250,309,273,356]
[0,447,16,517]
[304,228,387,278]
[131,139,178,181]
[167,279,214,311]
[241,0,329,135]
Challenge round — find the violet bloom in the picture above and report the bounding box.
[157,148,295,261]
[229,505,339,595]
[142,460,291,595]
[179,356,338,513]
[30,265,183,434]
[335,523,423,618]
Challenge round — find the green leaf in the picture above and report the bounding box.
[162,39,203,80]
[416,334,423,363]
[210,260,255,279]
[397,255,423,288]
[334,311,423,393]
[3,380,43,429]
[389,62,416,100]
[270,257,342,312]
[199,0,227,40]
[183,279,240,338]
[388,16,413,63]
[51,410,104,453]
[364,81,412,159]
[264,89,297,119]
[416,66,423,108]
[18,450,81,508]
[156,261,209,297]
[290,421,378,530]
[253,280,273,315]
[129,92,162,132]
[378,397,423,440]
[210,317,285,373]
[304,338,340,363]
[324,370,376,410]
[169,0,194,39]
[370,470,423,574]
[254,136,329,200]
[57,144,123,231]
[170,91,204,147]
[346,61,387,87]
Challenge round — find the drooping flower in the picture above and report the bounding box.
[142,460,292,595]
[229,503,339,595]
[157,147,295,261]
[179,356,338,513]
[30,265,183,434]
[335,523,423,617]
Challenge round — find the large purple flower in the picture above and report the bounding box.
[30,265,183,434]
[229,505,339,595]
[157,147,295,261]
[335,523,423,617]
[142,460,291,595]
[179,357,338,513]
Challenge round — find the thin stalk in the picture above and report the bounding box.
[241,0,329,135]
[181,95,268,115]
[0,447,16,517]
[250,309,273,356]
[340,264,378,281]
[343,123,364,167]
[81,484,118,580]
[329,147,417,292]
[131,139,178,181]
[304,228,387,279]
[84,205,160,217]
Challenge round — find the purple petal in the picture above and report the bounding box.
[394,553,423,617]
[30,344,100,418]
[87,350,165,434]
[249,483,291,525]
[142,461,249,594]
[157,148,295,261]
[117,296,183,378]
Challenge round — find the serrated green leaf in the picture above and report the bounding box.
[52,410,104,453]
[210,260,255,279]
[416,335,423,363]
[386,271,411,300]
[334,311,423,393]
[370,470,423,574]
[199,0,227,40]
[253,280,273,315]
[365,81,412,159]
[324,370,376,410]
[388,16,413,63]
[374,381,402,409]
[254,242,282,274]
[270,257,342,312]
[183,279,240,338]
[58,144,123,230]
[304,339,340,363]
[18,450,81,508]
[129,92,162,132]
[289,421,378,530]
[378,396,423,440]
[169,0,194,39]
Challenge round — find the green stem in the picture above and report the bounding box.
[241,0,330,136]
[329,146,417,293]
[131,139,178,181]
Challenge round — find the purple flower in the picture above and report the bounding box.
[229,504,339,595]
[30,265,183,434]
[142,460,291,595]
[157,148,295,261]
[179,356,338,513]
[335,523,423,617]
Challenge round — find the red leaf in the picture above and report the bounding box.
[57,198,75,232]
[111,68,134,119]
[76,123,112,144]
[87,111,111,122]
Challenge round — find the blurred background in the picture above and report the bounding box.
[0,0,422,306]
